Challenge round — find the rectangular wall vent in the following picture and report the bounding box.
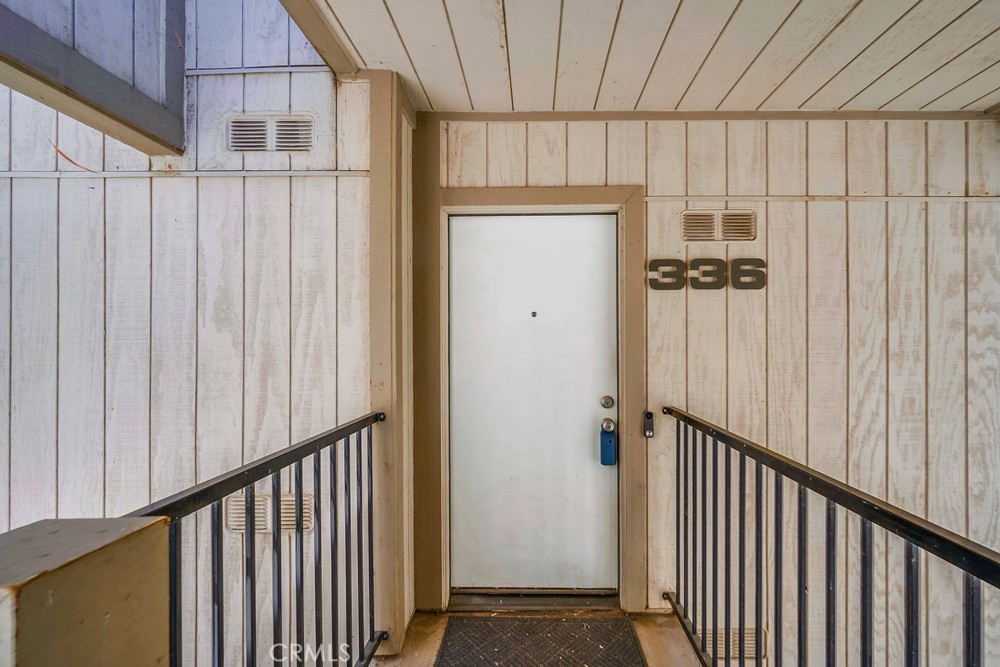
[228,118,268,152]
[228,115,315,153]
[274,118,314,151]
[225,493,315,533]
[681,210,757,242]
[704,628,764,660]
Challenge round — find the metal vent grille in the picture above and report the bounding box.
[228,115,315,153]
[682,211,718,241]
[705,628,764,659]
[224,493,315,533]
[228,118,268,151]
[681,209,757,242]
[274,118,314,151]
[720,211,757,241]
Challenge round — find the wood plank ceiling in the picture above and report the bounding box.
[321,0,1000,113]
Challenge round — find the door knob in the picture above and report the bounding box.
[600,395,615,409]
[600,418,617,466]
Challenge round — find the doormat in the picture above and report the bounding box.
[434,616,647,666]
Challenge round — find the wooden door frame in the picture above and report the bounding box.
[413,118,647,612]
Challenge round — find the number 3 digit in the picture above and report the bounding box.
[689,258,727,290]
[648,259,687,290]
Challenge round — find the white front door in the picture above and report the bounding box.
[449,213,619,590]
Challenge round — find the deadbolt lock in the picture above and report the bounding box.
[600,395,615,409]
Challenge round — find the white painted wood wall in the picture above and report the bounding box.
[0,0,381,663]
[440,118,1000,664]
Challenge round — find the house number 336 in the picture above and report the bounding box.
[647,258,767,290]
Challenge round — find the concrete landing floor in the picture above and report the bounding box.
[374,610,701,667]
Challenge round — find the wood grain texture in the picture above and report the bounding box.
[56,115,103,172]
[566,122,606,186]
[75,0,133,82]
[243,0,290,67]
[646,122,684,196]
[927,122,965,196]
[0,179,8,532]
[291,71,337,171]
[887,122,927,196]
[686,122,725,196]
[762,0,921,110]
[385,0,471,111]
[504,1,562,111]
[447,122,487,188]
[767,121,806,195]
[9,179,57,528]
[526,122,566,187]
[607,122,645,186]
[726,122,766,196]
[443,0,512,111]
[104,178,151,517]
[807,121,846,195]
[337,80,370,172]
[57,178,104,518]
[847,121,887,196]
[596,0,681,111]
[554,0,620,111]
[486,122,527,188]
[968,121,1000,196]
[10,92,55,171]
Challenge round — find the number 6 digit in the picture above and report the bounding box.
[730,258,767,289]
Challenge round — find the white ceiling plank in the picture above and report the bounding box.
[386,0,472,110]
[444,0,513,111]
[505,0,563,111]
[595,0,681,111]
[803,0,982,109]
[884,29,1000,109]
[719,0,858,111]
[678,0,798,110]
[637,0,741,111]
[327,0,431,109]
[969,86,1000,112]
[761,0,919,110]
[843,1,1000,109]
[924,60,1000,110]
[554,0,620,111]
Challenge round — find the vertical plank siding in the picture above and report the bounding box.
[443,119,1000,660]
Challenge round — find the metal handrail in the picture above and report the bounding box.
[129,411,385,520]
[665,406,1000,588]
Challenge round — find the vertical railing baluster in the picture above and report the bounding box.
[676,420,681,605]
[712,437,719,667]
[691,424,698,634]
[294,461,305,666]
[330,444,339,658]
[356,431,365,652]
[860,518,873,667]
[367,425,376,644]
[964,573,982,667]
[725,447,732,664]
[905,542,919,667]
[826,500,836,667]
[701,431,708,655]
[271,472,282,667]
[211,501,224,667]
[245,486,257,667]
[754,461,762,667]
[798,486,807,665]
[313,454,324,664]
[683,424,689,611]
[774,474,783,667]
[739,453,746,667]
[168,519,182,667]
[344,436,354,663]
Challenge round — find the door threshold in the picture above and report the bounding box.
[448,590,620,612]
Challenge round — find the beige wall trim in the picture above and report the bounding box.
[280,0,359,75]
[646,195,1000,202]
[368,69,409,654]
[421,110,997,122]
[413,127,649,610]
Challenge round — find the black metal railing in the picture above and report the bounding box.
[130,412,388,667]
[663,406,1000,667]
